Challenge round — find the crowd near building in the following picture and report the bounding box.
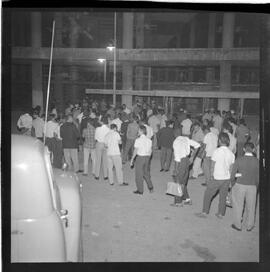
[13,10,260,233]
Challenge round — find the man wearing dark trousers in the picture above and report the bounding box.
[130,125,153,195]
[157,120,175,172]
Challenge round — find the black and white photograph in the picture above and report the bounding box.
[2,1,269,266]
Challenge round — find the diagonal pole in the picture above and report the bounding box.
[43,20,56,144]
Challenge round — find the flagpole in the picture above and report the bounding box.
[43,20,56,144]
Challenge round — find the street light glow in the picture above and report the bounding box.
[107,46,115,51]
[97,58,106,63]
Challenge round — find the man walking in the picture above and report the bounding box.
[157,120,175,172]
[60,114,80,172]
[130,125,154,195]
[104,124,128,186]
[94,116,110,180]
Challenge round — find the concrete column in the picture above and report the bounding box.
[31,12,43,110]
[135,13,145,90]
[219,12,235,112]
[69,12,79,103]
[188,18,196,82]
[122,13,134,107]
[206,13,216,83]
[54,12,64,111]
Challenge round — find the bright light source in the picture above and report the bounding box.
[97,58,106,63]
[107,46,115,51]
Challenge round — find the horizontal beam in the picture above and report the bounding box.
[12,47,259,65]
[85,89,259,99]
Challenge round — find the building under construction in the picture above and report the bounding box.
[11,11,260,117]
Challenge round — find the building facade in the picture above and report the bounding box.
[11,11,260,116]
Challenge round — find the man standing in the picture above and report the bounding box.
[148,110,161,149]
[32,110,44,141]
[123,115,139,163]
[157,120,175,172]
[201,125,218,186]
[181,114,193,137]
[213,110,223,133]
[130,125,154,195]
[171,135,200,206]
[104,124,128,186]
[120,113,130,153]
[82,119,96,177]
[94,116,110,180]
[60,114,80,172]
[17,110,33,136]
[235,118,250,157]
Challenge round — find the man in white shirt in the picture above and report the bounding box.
[159,109,168,129]
[212,110,223,133]
[222,123,237,155]
[148,110,161,149]
[111,113,123,132]
[94,116,110,180]
[171,135,200,206]
[130,125,153,195]
[104,124,127,186]
[17,110,33,136]
[32,111,44,141]
[181,114,193,137]
[122,104,131,115]
[202,125,218,186]
[196,132,235,219]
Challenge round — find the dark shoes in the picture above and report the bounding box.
[133,190,143,195]
[247,226,254,232]
[94,176,99,180]
[201,183,207,186]
[149,188,154,193]
[104,177,108,180]
[120,182,129,186]
[160,169,164,172]
[165,169,169,172]
[76,170,83,173]
[231,224,242,231]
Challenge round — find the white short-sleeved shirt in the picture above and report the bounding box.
[104,130,121,156]
[145,124,154,139]
[32,117,45,138]
[112,118,123,131]
[134,134,152,156]
[203,132,218,157]
[148,115,161,133]
[95,124,110,143]
[181,119,192,135]
[17,113,33,129]
[211,146,235,180]
[173,136,200,162]
[44,120,58,138]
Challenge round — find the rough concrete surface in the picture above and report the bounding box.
[79,151,259,262]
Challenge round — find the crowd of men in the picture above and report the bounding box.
[16,97,260,232]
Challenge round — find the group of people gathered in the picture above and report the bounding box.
[16,97,260,232]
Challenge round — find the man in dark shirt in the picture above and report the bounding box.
[60,114,81,173]
[157,120,175,172]
[230,142,259,232]
[120,113,130,153]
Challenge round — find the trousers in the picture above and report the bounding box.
[83,147,96,175]
[202,157,211,185]
[202,179,230,216]
[160,146,172,171]
[232,183,257,230]
[123,138,135,162]
[107,155,124,185]
[135,155,153,193]
[191,157,203,178]
[94,142,108,178]
[63,148,79,172]
[174,157,190,203]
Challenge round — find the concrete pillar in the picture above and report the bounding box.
[31,12,43,110]
[219,13,235,112]
[206,13,216,83]
[54,12,64,111]
[122,13,134,107]
[69,12,79,103]
[188,18,196,82]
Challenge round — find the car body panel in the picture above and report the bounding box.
[11,135,82,262]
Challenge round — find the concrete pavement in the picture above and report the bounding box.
[79,150,259,262]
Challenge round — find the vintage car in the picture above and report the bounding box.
[11,135,83,262]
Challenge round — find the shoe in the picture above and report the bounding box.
[189,176,196,180]
[247,226,255,232]
[149,188,154,193]
[160,169,164,172]
[231,224,242,231]
[195,212,208,218]
[77,170,83,173]
[95,176,99,180]
[183,199,192,205]
[215,213,223,219]
[170,203,183,207]
[120,182,129,186]
[110,183,114,186]
[82,173,88,176]
[104,177,108,180]
[133,190,143,195]
[165,169,169,172]
[201,183,207,186]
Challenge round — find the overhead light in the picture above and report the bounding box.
[97,58,106,63]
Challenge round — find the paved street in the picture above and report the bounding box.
[79,150,259,262]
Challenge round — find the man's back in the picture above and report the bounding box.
[158,127,174,148]
[60,122,79,148]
